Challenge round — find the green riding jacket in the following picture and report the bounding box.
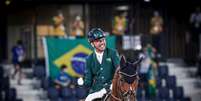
[84,48,120,94]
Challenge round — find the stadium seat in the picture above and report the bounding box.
[182,96,191,101]
[64,96,79,101]
[166,75,176,89]
[15,98,23,101]
[41,77,54,90]
[173,86,184,100]
[157,87,170,99]
[5,88,17,101]
[60,87,73,99]
[153,96,175,101]
[137,87,143,99]
[2,76,10,91]
[49,98,62,101]
[137,98,148,101]
[33,66,46,79]
[47,87,59,101]
[75,87,87,99]
[153,96,162,101]
[41,78,48,90]
[167,98,175,101]
[158,65,169,78]
[156,77,162,88]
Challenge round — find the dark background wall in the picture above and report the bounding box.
[0,1,7,62]
[1,0,201,64]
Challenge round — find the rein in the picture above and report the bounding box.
[119,71,138,77]
[111,93,122,101]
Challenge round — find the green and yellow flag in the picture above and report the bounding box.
[43,36,116,79]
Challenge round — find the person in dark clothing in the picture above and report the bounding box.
[11,40,25,85]
[190,7,201,56]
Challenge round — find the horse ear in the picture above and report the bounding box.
[120,55,126,65]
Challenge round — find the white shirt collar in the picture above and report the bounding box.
[95,50,104,64]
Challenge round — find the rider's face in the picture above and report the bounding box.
[92,38,106,52]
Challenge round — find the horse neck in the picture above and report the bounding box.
[111,69,122,101]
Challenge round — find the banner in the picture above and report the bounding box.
[122,35,142,50]
[43,36,116,79]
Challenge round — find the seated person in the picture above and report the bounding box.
[54,64,72,89]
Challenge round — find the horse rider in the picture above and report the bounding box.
[84,28,120,100]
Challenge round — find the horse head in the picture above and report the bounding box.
[111,56,143,101]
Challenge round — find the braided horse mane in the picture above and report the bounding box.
[106,56,142,101]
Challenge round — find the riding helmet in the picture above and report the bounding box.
[87,28,106,42]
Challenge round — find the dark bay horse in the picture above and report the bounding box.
[97,56,142,101]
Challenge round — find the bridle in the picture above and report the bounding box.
[111,70,139,101]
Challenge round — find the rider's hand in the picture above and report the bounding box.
[110,84,112,90]
[77,77,84,85]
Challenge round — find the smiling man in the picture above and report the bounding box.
[84,28,120,99]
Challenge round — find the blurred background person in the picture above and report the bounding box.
[71,15,84,37]
[54,64,72,89]
[150,10,164,54]
[11,40,25,85]
[112,11,128,35]
[190,7,201,57]
[139,44,158,98]
[51,10,66,37]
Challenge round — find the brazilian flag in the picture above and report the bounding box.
[43,36,116,79]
